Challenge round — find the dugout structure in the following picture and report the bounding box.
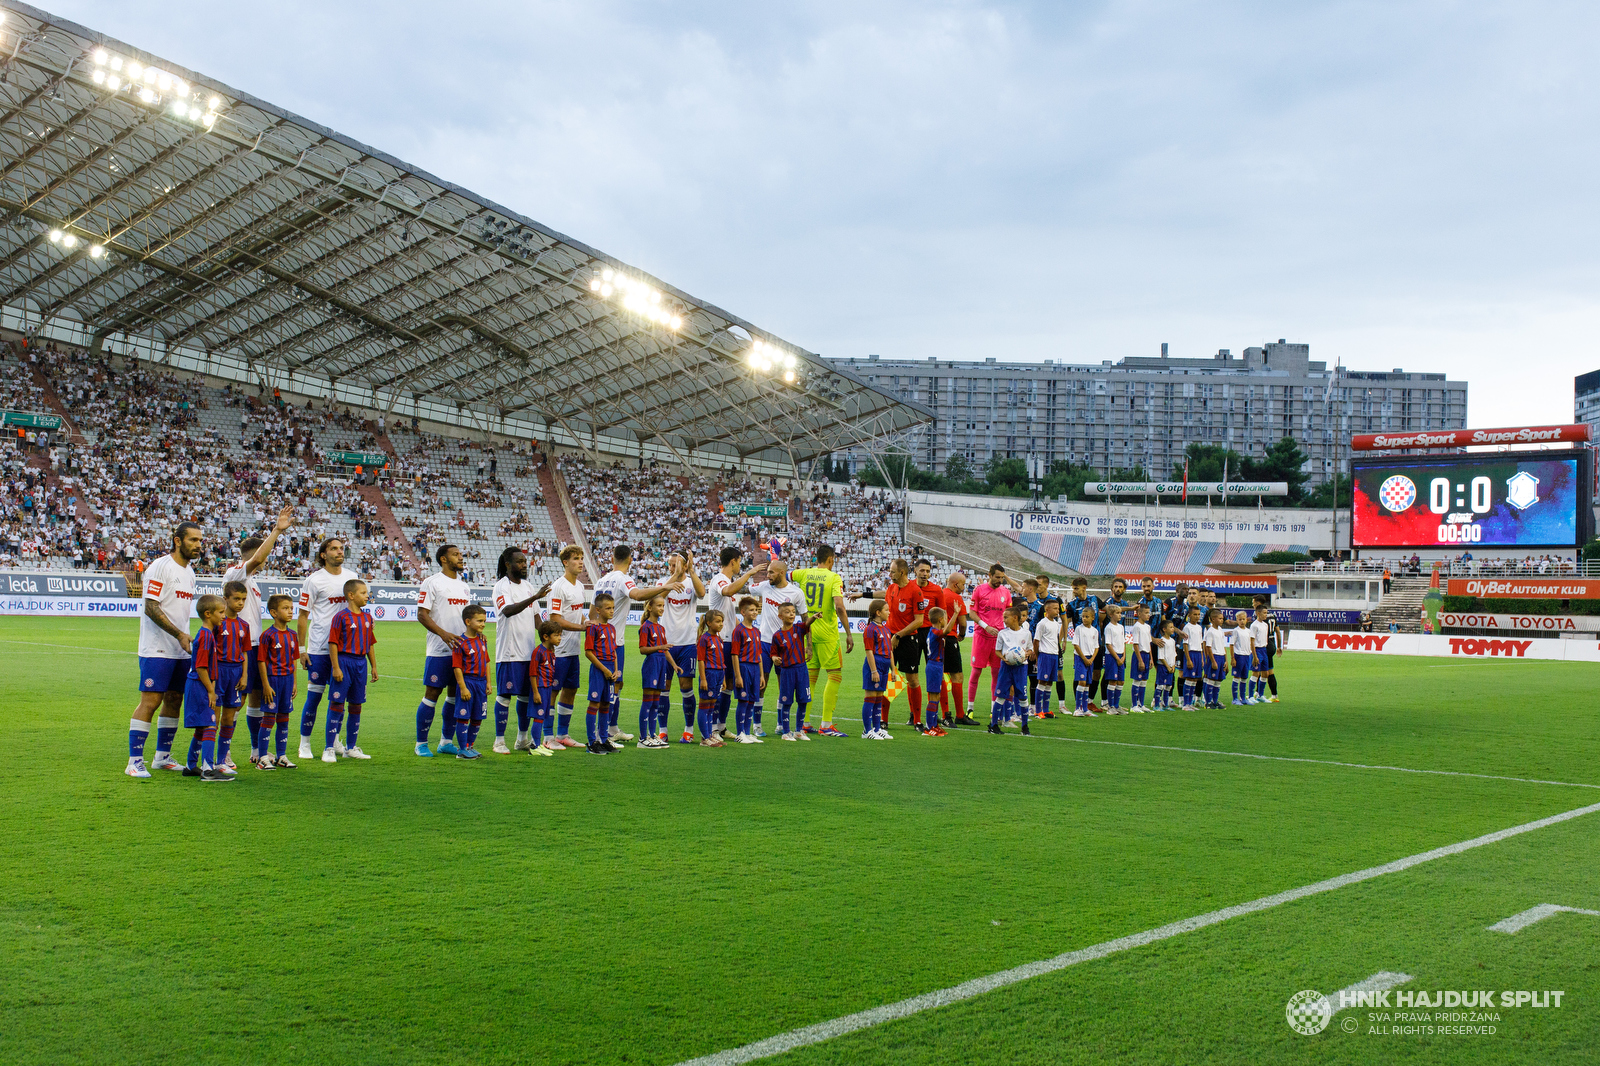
[0,4,931,473]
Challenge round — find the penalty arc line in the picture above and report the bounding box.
[673,799,1600,1066]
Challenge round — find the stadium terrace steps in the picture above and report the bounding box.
[21,357,86,446]
[540,460,597,581]
[356,483,422,573]
[1369,575,1431,632]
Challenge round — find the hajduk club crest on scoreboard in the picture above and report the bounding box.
[1378,475,1417,512]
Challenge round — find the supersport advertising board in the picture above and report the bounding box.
[1350,450,1590,549]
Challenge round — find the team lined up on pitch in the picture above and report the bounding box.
[123,519,1283,779]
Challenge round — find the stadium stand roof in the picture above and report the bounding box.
[0,3,931,469]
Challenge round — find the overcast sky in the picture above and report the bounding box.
[50,0,1600,426]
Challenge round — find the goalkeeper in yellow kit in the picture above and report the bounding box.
[790,544,854,736]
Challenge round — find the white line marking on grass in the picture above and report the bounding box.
[0,639,136,654]
[1487,903,1600,934]
[1333,972,1414,1011]
[1017,733,1600,791]
[673,800,1600,1066]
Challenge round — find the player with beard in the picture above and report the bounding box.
[296,537,361,761]
[126,522,203,778]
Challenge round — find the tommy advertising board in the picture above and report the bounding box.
[1286,629,1600,662]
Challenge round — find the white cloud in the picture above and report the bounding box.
[51,0,1600,423]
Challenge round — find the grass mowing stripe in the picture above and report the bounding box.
[1013,731,1600,790]
[674,799,1600,1066]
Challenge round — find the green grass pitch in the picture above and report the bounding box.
[2,616,1598,1065]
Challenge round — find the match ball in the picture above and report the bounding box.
[1002,648,1028,666]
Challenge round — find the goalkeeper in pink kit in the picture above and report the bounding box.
[968,564,1016,709]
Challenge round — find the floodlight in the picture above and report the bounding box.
[669,316,683,330]
[783,370,796,383]
[109,56,122,71]
[89,244,104,258]
[144,67,157,84]
[588,277,601,291]
[202,113,216,128]
[188,106,200,120]
[173,79,188,96]
[48,229,62,243]
[783,354,796,369]
[61,234,77,248]
[599,283,612,298]
[157,73,171,91]
[106,74,121,90]
[208,95,220,109]
[92,49,107,65]
[138,87,155,104]
[92,69,105,85]
[601,267,614,281]
[127,61,142,80]
[172,101,186,116]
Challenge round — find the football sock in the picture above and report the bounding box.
[513,698,529,733]
[187,730,203,770]
[698,699,715,740]
[468,717,483,747]
[925,705,938,730]
[494,698,510,739]
[1131,683,1145,707]
[246,708,262,749]
[585,707,599,743]
[128,718,150,760]
[557,701,574,737]
[200,725,217,770]
[990,697,1003,728]
[716,690,731,728]
[778,698,792,736]
[909,687,922,724]
[326,704,344,748]
[530,706,545,746]
[683,692,696,729]
[1268,674,1278,695]
[299,686,323,738]
[155,715,178,757]
[441,695,458,743]
[1055,677,1066,701]
[274,714,288,755]
[415,697,436,744]
[821,674,839,725]
[346,710,361,748]
[218,723,234,764]
[952,682,966,720]
[1110,685,1122,710]
[640,696,653,740]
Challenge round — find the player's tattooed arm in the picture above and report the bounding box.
[145,599,191,653]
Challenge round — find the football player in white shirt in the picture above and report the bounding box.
[128,521,203,778]
[414,543,474,757]
[490,546,554,753]
[1070,611,1101,716]
[593,544,679,745]
[296,536,361,760]
[661,550,708,743]
[1250,606,1276,704]
[222,507,292,765]
[992,607,1033,733]
[1101,605,1128,714]
[545,545,591,749]
[1229,610,1257,705]
[1128,604,1153,712]
[1180,606,1205,710]
[705,546,756,739]
[751,557,807,737]
[1202,609,1230,709]
[1030,598,1062,720]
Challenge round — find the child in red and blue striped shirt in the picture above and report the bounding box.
[730,596,764,742]
[452,604,490,759]
[184,595,229,781]
[770,603,812,741]
[638,595,672,748]
[584,593,619,753]
[327,579,378,762]
[695,610,727,747]
[255,594,300,768]
[531,622,560,754]
[861,599,893,739]
[216,581,253,771]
